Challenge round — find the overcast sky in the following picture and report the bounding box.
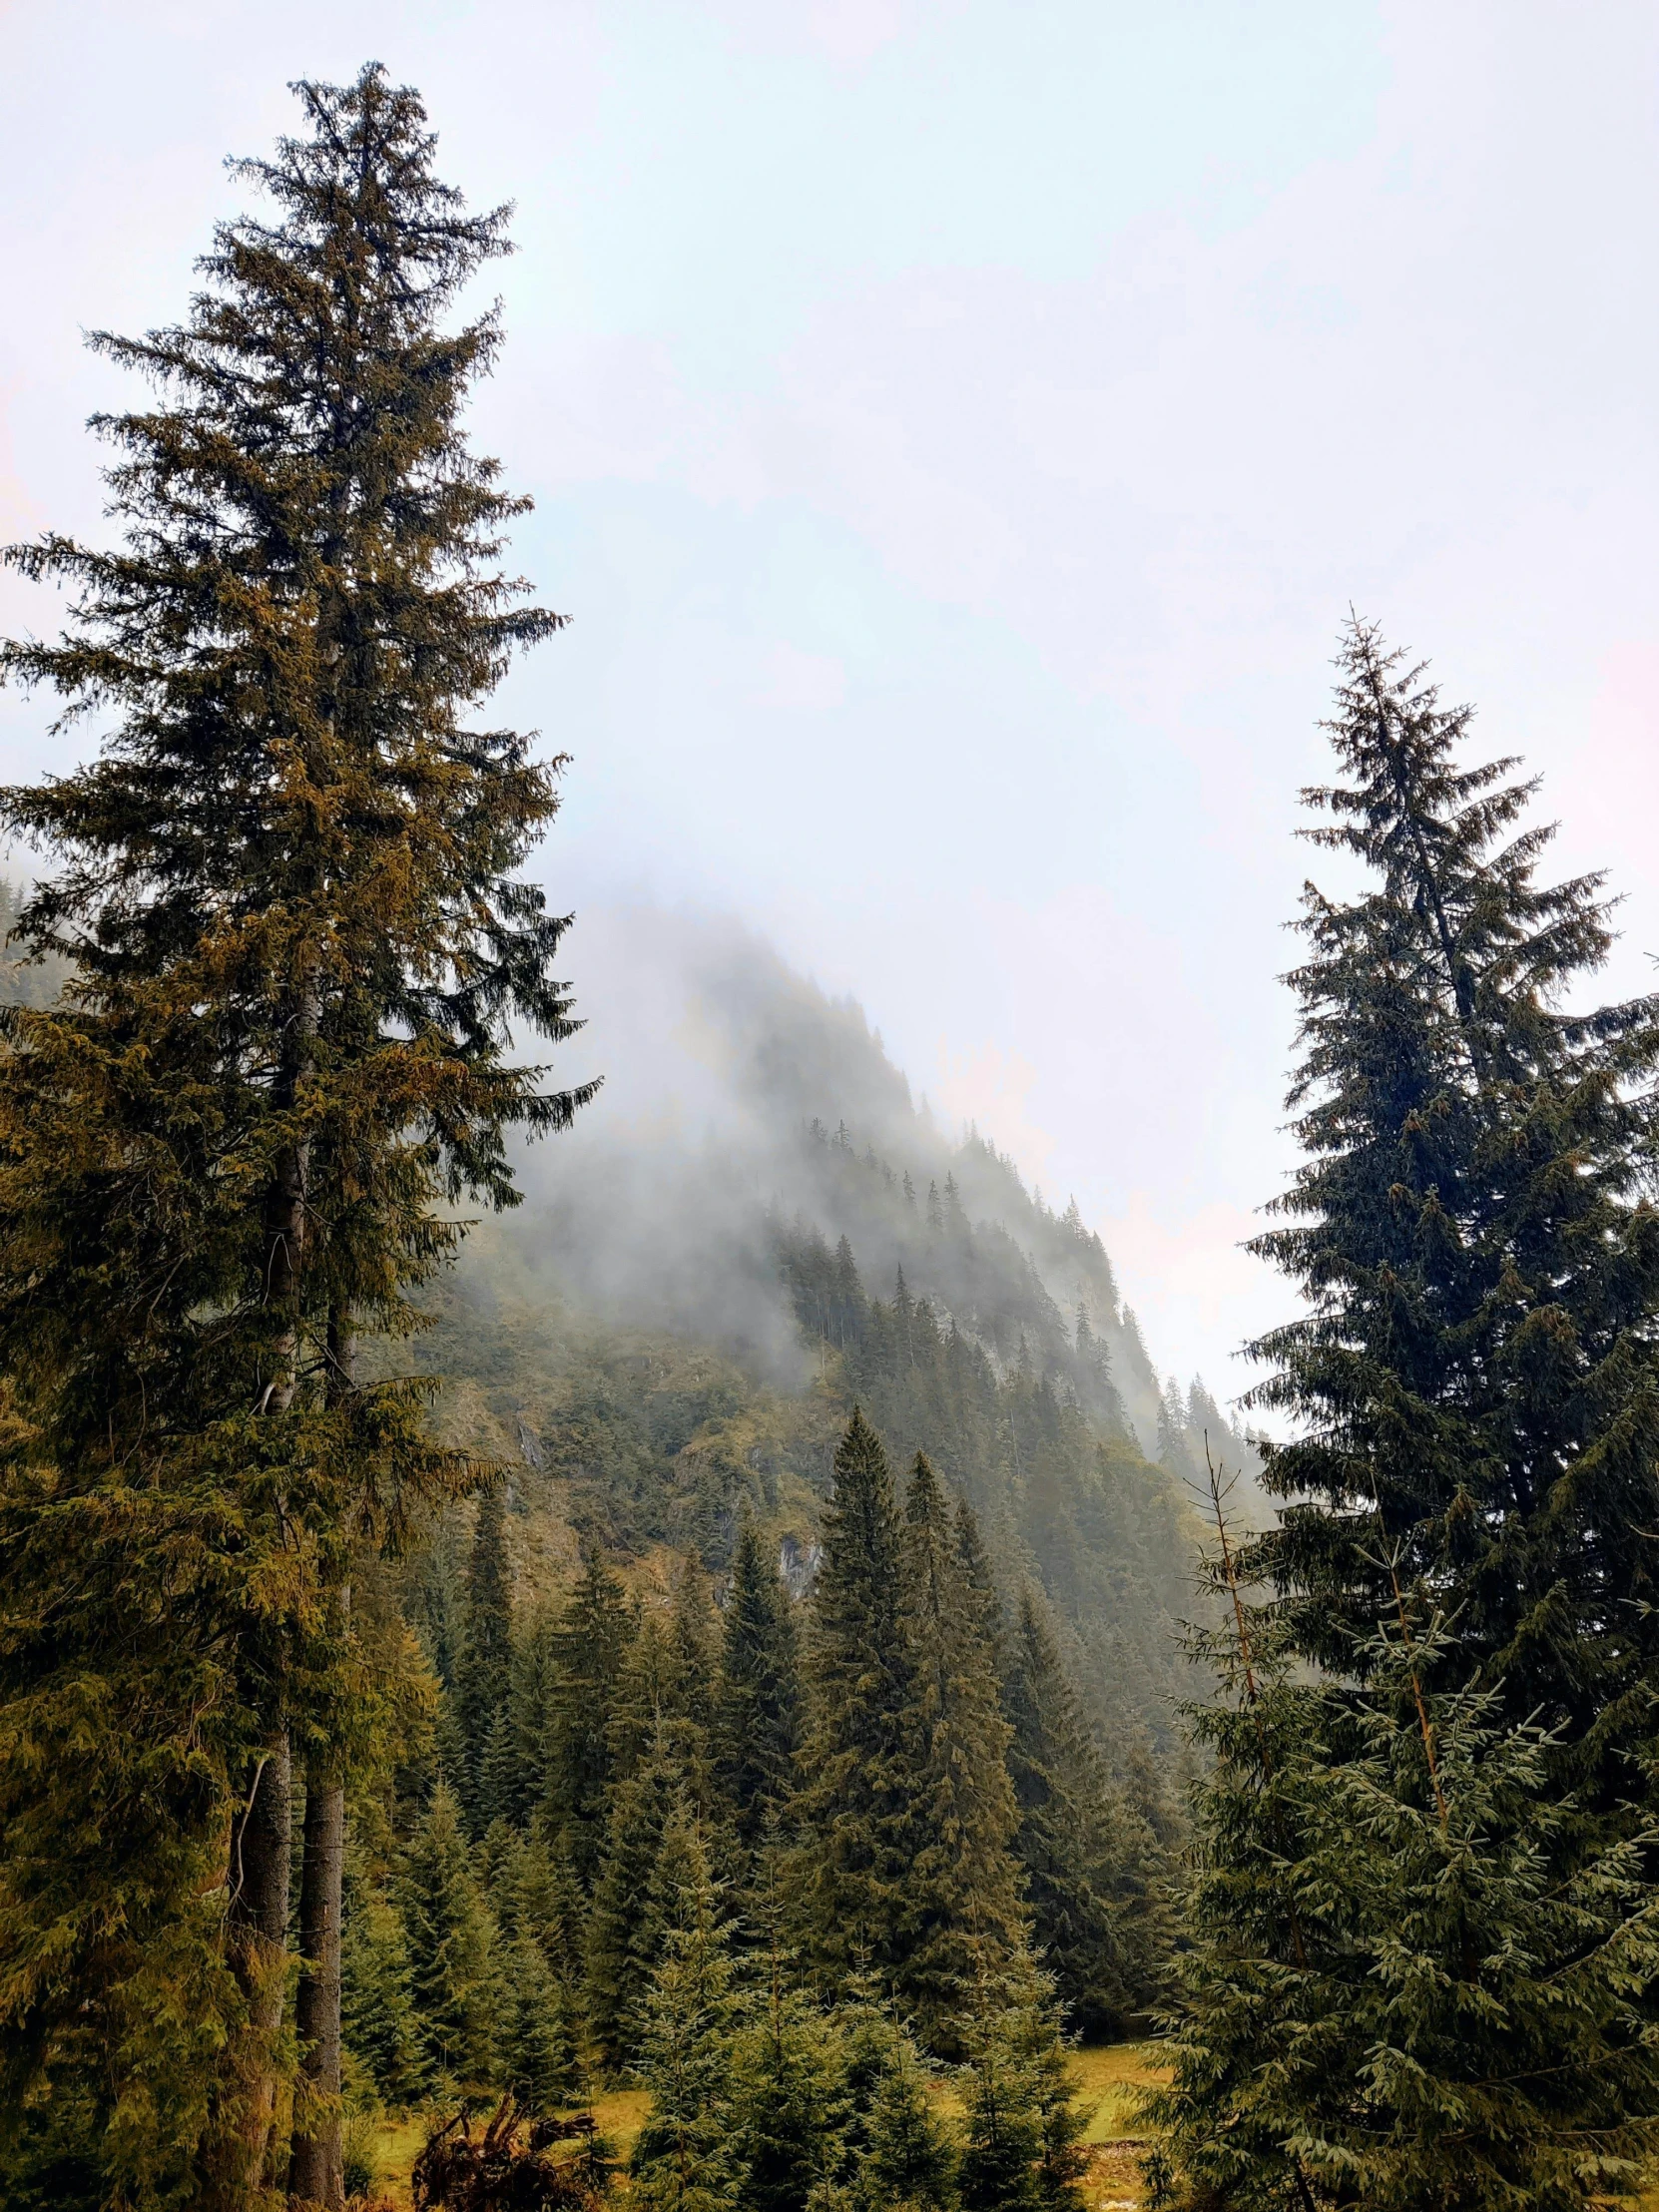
[2,2,1656,1406]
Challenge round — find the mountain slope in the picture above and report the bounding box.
[406,904,1257,1776]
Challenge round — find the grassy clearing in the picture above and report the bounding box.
[363,2042,1170,2209]
[367,2086,648,2206]
[1069,2041,1165,2211]
[1071,2039,1167,2143]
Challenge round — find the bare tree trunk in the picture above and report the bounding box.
[288,1761,345,2210]
[246,992,314,2199]
[229,1731,291,2183]
[293,1309,353,2210]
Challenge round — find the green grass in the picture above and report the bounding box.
[363,2045,1168,2208]
[1070,2039,1166,2144]
[367,2087,648,2206]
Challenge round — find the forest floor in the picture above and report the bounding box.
[366,2040,1168,2207]
[1068,2040,1167,2208]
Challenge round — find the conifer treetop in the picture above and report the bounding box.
[1245,614,1659,1788]
[0,60,590,1228]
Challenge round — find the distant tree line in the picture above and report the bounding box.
[776,1207,1197,1763]
[330,1408,1146,2206]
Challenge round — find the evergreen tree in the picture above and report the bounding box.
[477,1704,526,1835]
[629,1807,743,2211]
[951,1498,1006,1669]
[501,1927,579,2115]
[1150,1578,1659,2210]
[457,1482,515,1824]
[499,1824,591,2109]
[400,1782,499,2091]
[544,1544,635,1885]
[604,1565,718,1819]
[341,1837,426,2109]
[586,1733,683,2074]
[956,2008,1044,2212]
[1003,1584,1160,2035]
[896,1453,1024,2051]
[856,2033,957,2211]
[482,1818,529,1940]
[795,1409,917,1982]
[1155,1382,1199,1489]
[411,1512,468,1699]
[728,1982,848,2212]
[727,1892,851,2212]
[514,1826,589,1987]
[1071,1307,1124,1431]
[830,1235,866,1352]
[1025,2014,1091,2212]
[1243,619,1659,1813]
[506,1608,559,1820]
[0,62,590,2197]
[957,1957,1089,2212]
[713,1510,802,1850]
[828,1980,956,2212]
[667,1557,720,1809]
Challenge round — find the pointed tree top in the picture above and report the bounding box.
[904,1450,947,1528]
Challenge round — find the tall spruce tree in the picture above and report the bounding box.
[629,1806,743,2211]
[457,1482,515,1824]
[951,1498,1006,1667]
[339,1839,425,2109]
[727,1972,850,2212]
[896,1453,1024,2052]
[1003,1584,1162,2035]
[0,63,589,2205]
[824,1973,960,2212]
[506,1608,560,1828]
[513,1827,589,1990]
[712,1511,803,1851]
[794,1409,917,1984]
[1243,619,1659,1812]
[544,1544,635,1885]
[957,1952,1090,2212]
[666,1558,719,1811]
[477,1707,525,1834]
[400,1781,498,2094]
[728,1851,859,2212]
[500,1928,579,2116]
[586,1732,685,2074]
[604,1567,718,1822]
[854,2031,957,2211]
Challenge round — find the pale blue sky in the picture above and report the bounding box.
[3,2,1656,1402]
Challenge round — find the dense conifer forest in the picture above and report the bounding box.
[4,57,1659,2212]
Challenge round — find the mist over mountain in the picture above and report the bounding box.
[413,904,1267,1773]
[481,900,1256,1471]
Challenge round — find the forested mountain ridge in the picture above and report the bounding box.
[488,901,1254,1467]
[401,903,1255,1768]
